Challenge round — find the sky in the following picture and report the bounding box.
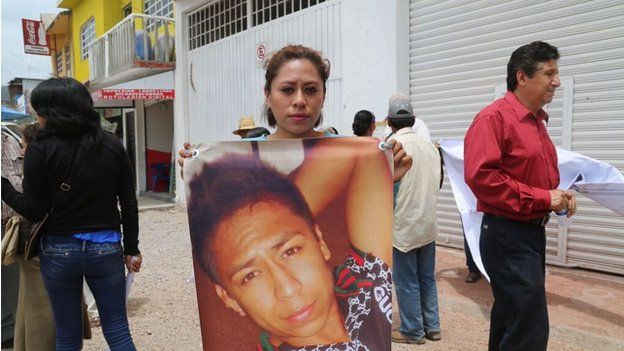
[1,0,61,85]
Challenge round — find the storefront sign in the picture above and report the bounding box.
[96,89,175,100]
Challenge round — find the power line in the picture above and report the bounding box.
[1,43,51,78]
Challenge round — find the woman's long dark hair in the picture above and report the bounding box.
[30,77,102,148]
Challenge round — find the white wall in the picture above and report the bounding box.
[341,0,406,129]
[173,0,203,202]
[145,100,174,153]
[173,0,402,202]
[135,100,147,192]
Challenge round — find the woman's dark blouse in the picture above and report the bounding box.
[2,132,139,255]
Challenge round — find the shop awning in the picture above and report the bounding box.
[1,106,30,121]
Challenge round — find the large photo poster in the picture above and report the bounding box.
[184,138,393,350]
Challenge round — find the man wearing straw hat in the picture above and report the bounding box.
[232,116,269,139]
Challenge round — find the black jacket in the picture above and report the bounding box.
[2,131,139,255]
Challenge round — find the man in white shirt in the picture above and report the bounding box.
[387,95,442,345]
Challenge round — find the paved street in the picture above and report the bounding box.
[5,209,621,350]
[392,246,624,351]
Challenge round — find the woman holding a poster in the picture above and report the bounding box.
[179,44,411,350]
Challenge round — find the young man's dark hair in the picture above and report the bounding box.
[187,154,316,283]
[506,41,560,91]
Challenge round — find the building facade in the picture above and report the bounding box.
[172,0,624,275]
[43,11,73,78]
[173,0,408,184]
[408,0,624,274]
[52,0,176,197]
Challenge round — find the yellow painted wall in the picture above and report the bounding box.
[60,0,145,83]
[58,0,176,83]
[64,0,103,82]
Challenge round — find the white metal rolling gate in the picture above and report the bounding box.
[408,0,624,274]
[185,1,342,143]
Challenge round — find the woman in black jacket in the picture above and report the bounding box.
[2,77,141,351]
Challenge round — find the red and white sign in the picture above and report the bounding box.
[22,19,50,56]
[256,42,267,61]
[94,89,175,100]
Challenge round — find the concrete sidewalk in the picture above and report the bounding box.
[392,246,624,351]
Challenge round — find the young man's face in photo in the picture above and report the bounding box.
[210,200,338,346]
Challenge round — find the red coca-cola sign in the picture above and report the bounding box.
[22,19,50,56]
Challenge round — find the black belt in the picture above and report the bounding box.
[485,213,550,227]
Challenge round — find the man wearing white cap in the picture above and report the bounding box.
[386,94,442,345]
[382,93,431,142]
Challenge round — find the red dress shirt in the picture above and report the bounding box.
[464,91,560,221]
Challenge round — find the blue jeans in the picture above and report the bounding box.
[39,235,136,351]
[393,241,440,339]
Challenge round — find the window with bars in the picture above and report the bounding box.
[64,43,71,75]
[144,0,174,18]
[187,0,326,51]
[80,17,95,60]
[56,51,63,74]
[188,0,247,50]
[145,0,174,31]
[252,0,325,26]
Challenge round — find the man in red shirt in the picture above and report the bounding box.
[464,41,577,351]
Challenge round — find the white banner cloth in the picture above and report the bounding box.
[439,139,624,281]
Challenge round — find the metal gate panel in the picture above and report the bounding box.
[185,1,342,143]
[409,0,624,274]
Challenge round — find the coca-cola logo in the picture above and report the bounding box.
[26,21,36,45]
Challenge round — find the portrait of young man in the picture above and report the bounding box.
[184,138,394,350]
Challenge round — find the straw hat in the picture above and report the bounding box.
[232,115,257,135]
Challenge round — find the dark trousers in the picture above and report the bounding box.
[463,236,478,273]
[39,235,136,351]
[460,217,478,272]
[1,222,18,342]
[480,214,549,351]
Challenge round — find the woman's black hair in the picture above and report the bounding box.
[507,41,560,91]
[245,127,271,138]
[187,154,316,283]
[352,110,375,136]
[30,77,102,147]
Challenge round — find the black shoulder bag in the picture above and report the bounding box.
[25,147,86,261]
